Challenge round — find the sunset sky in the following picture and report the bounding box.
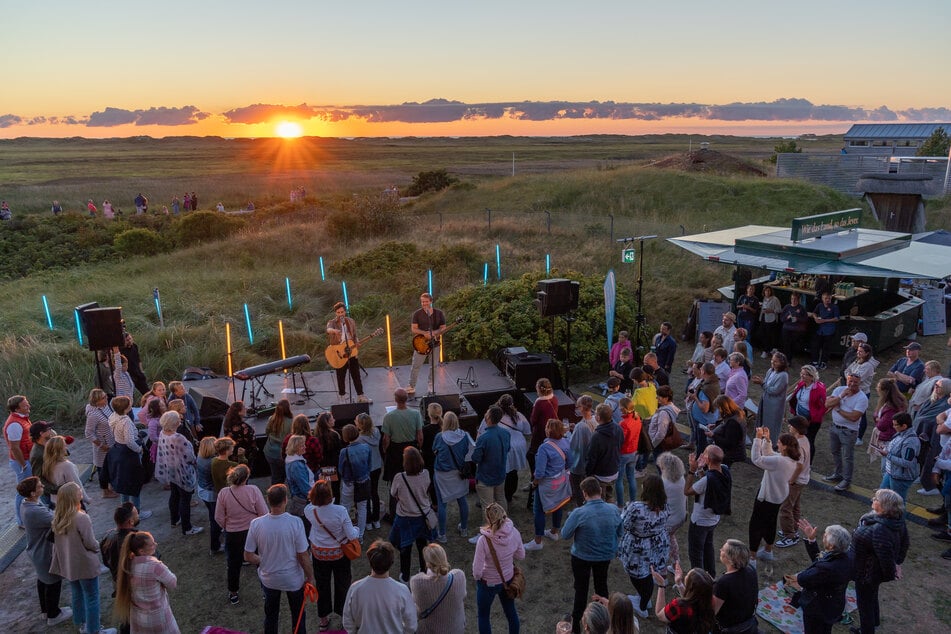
[4,0,949,139]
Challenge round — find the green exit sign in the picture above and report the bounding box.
[622,248,636,264]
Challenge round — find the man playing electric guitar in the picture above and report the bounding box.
[326,301,370,403]
[407,292,446,396]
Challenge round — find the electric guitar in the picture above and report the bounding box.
[325,328,384,369]
[411,318,463,355]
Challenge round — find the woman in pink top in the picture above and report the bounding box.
[472,502,524,633]
[214,464,267,605]
[114,531,180,633]
[873,378,907,445]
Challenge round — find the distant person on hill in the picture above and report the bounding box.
[182,193,191,211]
[86,199,97,217]
[171,197,180,215]
[134,193,146,215]
[216,202,225,213]
[190,192,198,210]
[246,201,255,211]
[51,200,63,215]
[102,200,114,220]
[0,201,10,220]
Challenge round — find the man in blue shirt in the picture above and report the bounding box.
[809,292,839,369]
[652,321,678,374]
[603,377,625,423]
[887,342,925,395]
[561,477,623,634]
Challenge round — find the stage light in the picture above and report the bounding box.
[226,322,233,377]
[385,314,393,368]
[278,320,287,372]
[42,295,53,331]
[244,303,254,344]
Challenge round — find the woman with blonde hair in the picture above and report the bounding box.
[263,398,294,485]
[433,411,474,541]
[339,424,372,539]
[85,388,116,498]
[410,543,467,633]
[285,434,315,531]
[472,502,524,633]
[114,531,179,633]
[44,435,90,507]
[195,436,223,554]
[49,482,117,634]
[525,418,571,551]
[422,402,444,497]
[214,464,266,605]
[353,413,383,529]
[155,411,202,536]
[656,452,687,568]
[105,396,152,519]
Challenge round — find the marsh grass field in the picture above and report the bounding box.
[1,134,950,632]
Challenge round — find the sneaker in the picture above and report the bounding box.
[632,603,650,620]
[99,629,118,634]
[756,549,775,561]
[229,592,240,605]
[834,481,850,492]
[931,531,951,543]
[358,395,371,403]
[521,483,532,492]
[98,563,110,575]
[942,549,951,561]
[775,535,801,548]
[822,473,843,483]
[171,520,180,527]
[436,533,448,543]
[854,438,863,446]
[457,524,468,537]
[138,510,153,520]
[468,535,481,545]
[523,540,543,551]
[544,529,561,541]
[47,607,73,626]
[184,526,204,536]
[918,488,942,496]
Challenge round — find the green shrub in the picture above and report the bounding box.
[405,169,458,197]
[168,211,245,245]
[325,195,406,242]
[114,228,167,257]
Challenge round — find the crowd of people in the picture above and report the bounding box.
[5,285,950,633]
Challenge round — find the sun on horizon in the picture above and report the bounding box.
[275,121,303,138]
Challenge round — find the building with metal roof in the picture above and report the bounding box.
[843,123,951,156]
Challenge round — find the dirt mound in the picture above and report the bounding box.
[649,148,768,177]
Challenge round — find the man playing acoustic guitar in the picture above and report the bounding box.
[326,301,370,403]
[407,293,446,396]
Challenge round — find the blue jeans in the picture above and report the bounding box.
[615,453,639,507]
[261,582,304,634]
[477,579,520,634]
[533,486,563,538]
[879,473,913,502]
[10,459,31,526]
[942,473,951,530]
[69,577,101,632]
[120,493,142,509]
[435,479,469,537]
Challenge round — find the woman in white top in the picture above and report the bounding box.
[43,436,90,507]
[306,479,359,630]
[748,429,800,566]
[757,286,782,356]
[390,446,435,583]
[481,394,530,505]
[844,342,878,442]
[657,451,687,567]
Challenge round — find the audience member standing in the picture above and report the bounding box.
[685,445,731,577]
[306,479,358,630]
[712,539,759,634]
[618,474,670,619]
[823,374,868,492]
[18,477,73,626]
[5,394,34,527]
[652,321,677,374]
[214,464,267,605]
[343,540,417,633]
[114,531,180,634]
[471,503,524,634]
[85,389,117,498]
[568,396,597,507]
[788,365,827,464]
[585,404,623,503]
[245,484,315,634]
[410,543,466,634]
[154,411,203,536]
[433,411,474,541]
[382,388,423,521]
[471,406,511,520]
[887,342,925,396]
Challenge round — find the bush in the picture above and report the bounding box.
[439,271,640,373]
[325,195,406,242]
[114,228,167,257]
[769,139,801,164]
[167,211,245,245]
[405,169,458,197]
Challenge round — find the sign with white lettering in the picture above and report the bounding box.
[790,209,862,242]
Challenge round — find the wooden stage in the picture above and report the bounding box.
[184,358,518,437]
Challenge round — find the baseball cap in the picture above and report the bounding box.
[29,421,52,440]
[904,342,922,351]
[851,333,868,343]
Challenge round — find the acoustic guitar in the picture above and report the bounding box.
[411,318,463,355]
[325,328,383,369]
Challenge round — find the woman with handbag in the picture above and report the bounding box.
[433,411,474,542]
[339,424,372,540]
[525,418,571,551]
[315,412,343,502]
[306,479,359,632]
[493,394,531,505]
[214,464,267,605]
[472,502,525,634]
[410,543,466,634]
[650,386,682,458]
[389,446,436,582]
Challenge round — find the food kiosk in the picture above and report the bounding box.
[668,209,951,355]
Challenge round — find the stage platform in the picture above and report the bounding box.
[184,358,518,438]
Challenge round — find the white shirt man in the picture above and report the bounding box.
[714,313,737,357]
[823,374,868,491]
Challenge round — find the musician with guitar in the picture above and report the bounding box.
[326,302,375,404]
[407,293,447,396]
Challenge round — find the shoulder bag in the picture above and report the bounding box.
[657,407,685,452]
[311,507,361,560]
[418,573,454,619]
[538,441,572,514]
[446,437,474,480]
[401,472,439,530]
[484,535,525,599]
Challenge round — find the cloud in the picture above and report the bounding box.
[222,103,322,124]
[87,105,209,127]
[0,114,23,128]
